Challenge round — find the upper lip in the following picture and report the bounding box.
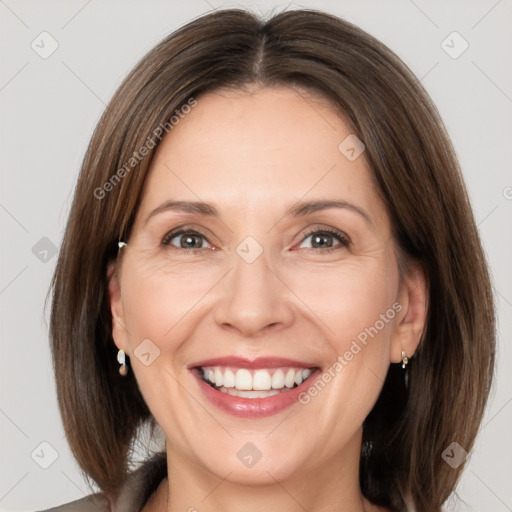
[189,356,317,369]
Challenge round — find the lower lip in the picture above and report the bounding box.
[192,369,320,418]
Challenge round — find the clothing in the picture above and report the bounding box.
[38,452,167,512]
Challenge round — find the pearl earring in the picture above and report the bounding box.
[117,349,129,376]
[401,350,409,369]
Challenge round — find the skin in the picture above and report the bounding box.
[108,85,427,512]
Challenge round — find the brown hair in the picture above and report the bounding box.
[48,8,495,511]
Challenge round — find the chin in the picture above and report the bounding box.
[191,438,314,486]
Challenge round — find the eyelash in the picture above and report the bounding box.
[161,226,350,255]
[295,228,350,254]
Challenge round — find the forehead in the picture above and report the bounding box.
[137,86,387,228]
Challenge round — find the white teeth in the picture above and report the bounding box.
[221,386,281,398]
[223,369,235,388]
[235,369,253,390]
[253,370,272,390]
[201,365,314,393]
[284,369,295,388]
[214,368,223,387]
[271,369,285,389]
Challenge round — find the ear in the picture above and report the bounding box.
[390,261,428,363]
[107,260,128,352]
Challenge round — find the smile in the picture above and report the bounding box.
[189,357,320,418]
[200,366,313,398]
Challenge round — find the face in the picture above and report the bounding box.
[109,86,425,486]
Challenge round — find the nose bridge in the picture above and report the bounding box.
[214,238,293,336]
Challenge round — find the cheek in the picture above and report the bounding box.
[284,259,399,349]
[121,260,216,342]
[285,259,399,421]
[293,269,399,446]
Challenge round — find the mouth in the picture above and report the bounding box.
[196,365,315,398]
[189,357,321,418]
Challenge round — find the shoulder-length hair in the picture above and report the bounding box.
[48,8,495,511]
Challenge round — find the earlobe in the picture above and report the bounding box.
[107,261,127,350]
[390,262,428,364]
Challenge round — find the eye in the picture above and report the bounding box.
[160,226,350,255]
[297,228,350,253]
[162,229,212,252]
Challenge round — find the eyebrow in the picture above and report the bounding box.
[144,199,373,226]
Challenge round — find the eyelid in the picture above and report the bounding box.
[295,226,350,251]
[161,222,216,240]
[161,227,215,249]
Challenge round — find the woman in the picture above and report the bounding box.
[45,7,495,512]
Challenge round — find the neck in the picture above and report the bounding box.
[145,430,381,512]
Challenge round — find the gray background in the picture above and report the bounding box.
[1,0,511,510]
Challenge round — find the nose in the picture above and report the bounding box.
[213,248,295,338]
